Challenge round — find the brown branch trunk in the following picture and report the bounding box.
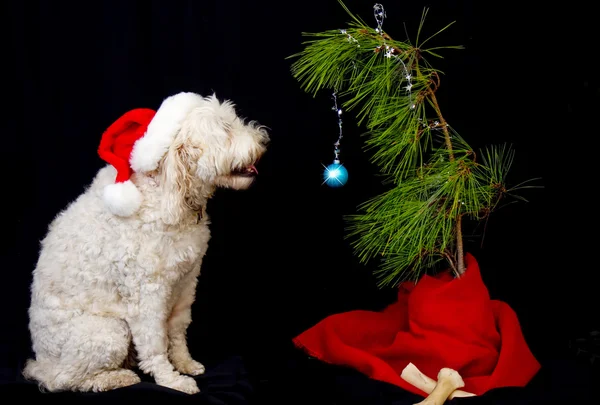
[383,37,465,276]
[428,89,465,276]
[455,216,465,275]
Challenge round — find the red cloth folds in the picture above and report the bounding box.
[292,253,540,397]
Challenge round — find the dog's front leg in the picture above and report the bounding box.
[168,265,205,376]
[128,280,200,395]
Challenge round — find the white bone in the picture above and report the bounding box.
[412,368,466,405]
[401,363,476,404]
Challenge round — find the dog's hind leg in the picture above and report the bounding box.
[168,266,205,376]
[24,314,140,392]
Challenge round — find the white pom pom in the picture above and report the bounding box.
[102,180,142,217]
[130,92,205,173]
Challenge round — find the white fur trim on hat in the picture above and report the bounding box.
[102,180,143,217]
[129,92,205,173]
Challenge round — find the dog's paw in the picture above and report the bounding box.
[163,375,200,395]
[175,359,205,376]
[81,369,141,392]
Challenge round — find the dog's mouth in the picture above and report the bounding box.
[231,164,258,177]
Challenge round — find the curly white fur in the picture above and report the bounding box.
[23,94,269,394]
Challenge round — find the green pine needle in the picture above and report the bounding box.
[288,1,536,287]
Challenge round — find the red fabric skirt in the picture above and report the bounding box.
[292,253,540,397]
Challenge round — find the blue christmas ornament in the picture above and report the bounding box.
[321,92,349,188]
[323,159,348,187]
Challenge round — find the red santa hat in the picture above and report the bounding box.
[97,92,205,217]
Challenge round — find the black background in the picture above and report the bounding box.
[3,0,597,402]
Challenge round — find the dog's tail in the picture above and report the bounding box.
[22,358,60,392]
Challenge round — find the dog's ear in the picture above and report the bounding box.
[159,135,203,225]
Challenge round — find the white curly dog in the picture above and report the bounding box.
[23,92,269,394]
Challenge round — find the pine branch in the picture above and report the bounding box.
[289,1,532,287]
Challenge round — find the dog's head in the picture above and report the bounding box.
[152,94,269,223]
[100,92,269,221]
[176,95,269,190]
